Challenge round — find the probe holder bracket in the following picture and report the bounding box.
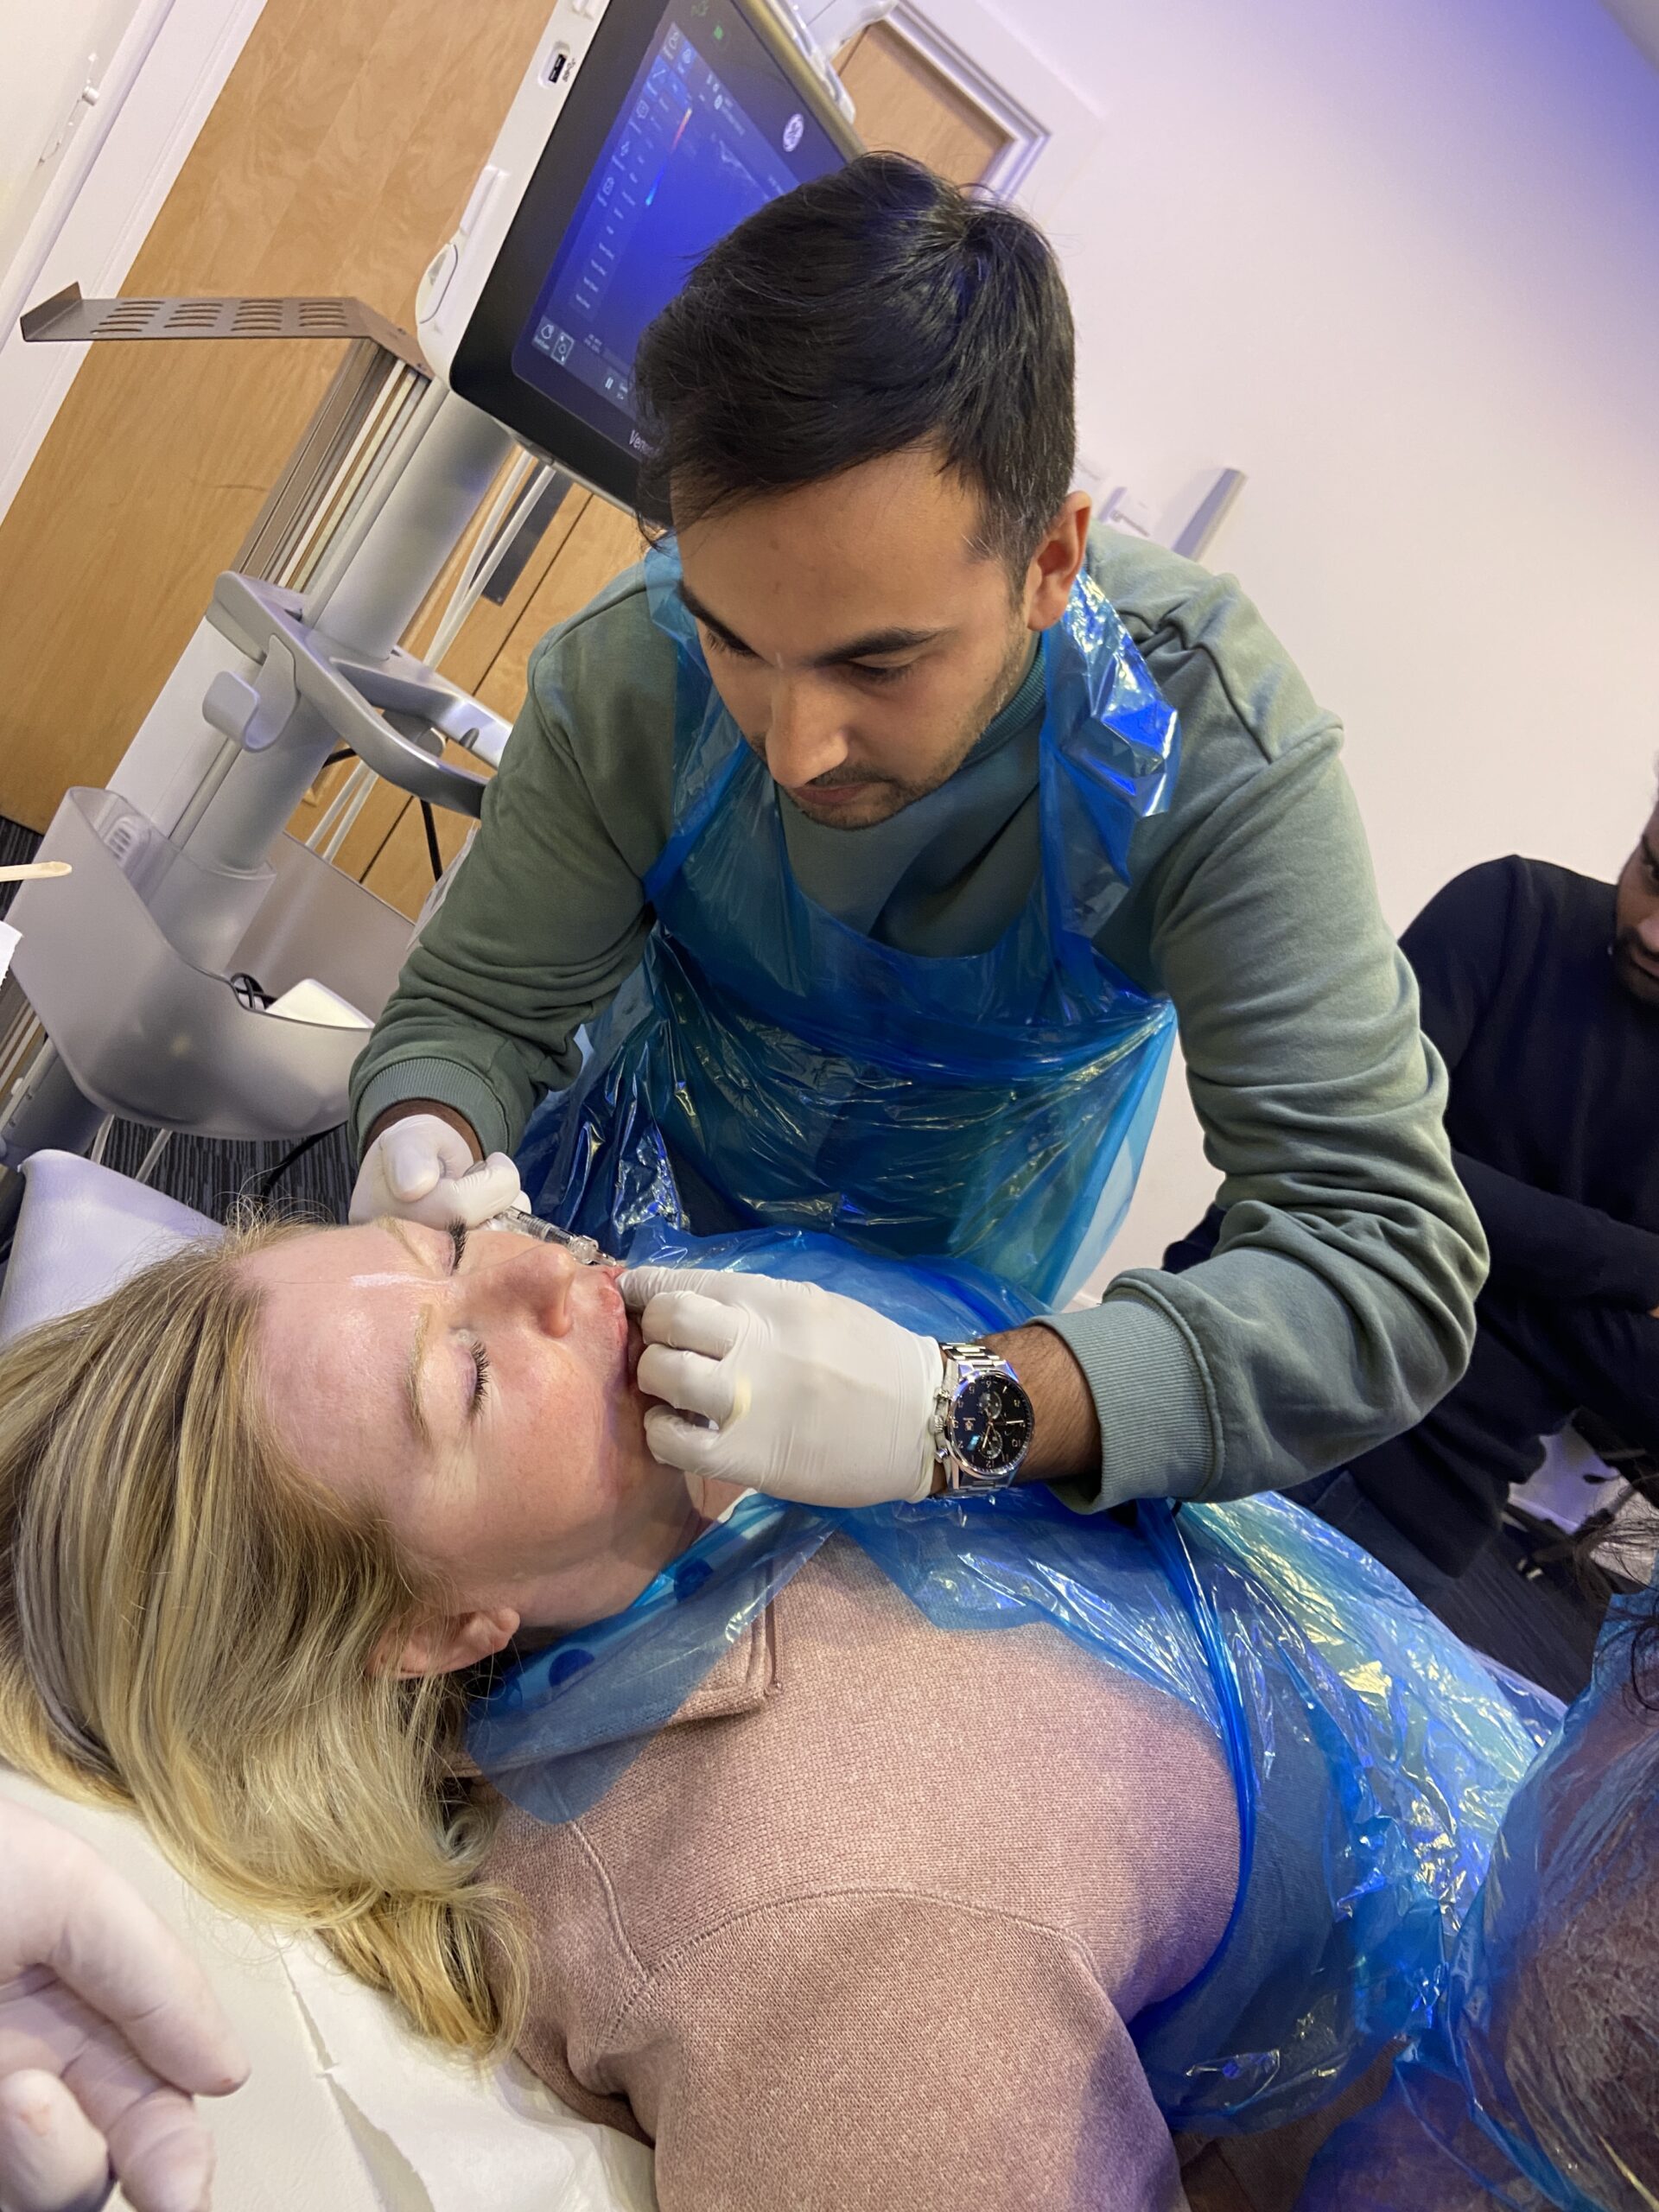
[207,574,509,802]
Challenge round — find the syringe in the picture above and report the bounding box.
[480,1209,617,1267]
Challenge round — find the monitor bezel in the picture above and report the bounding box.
[449,0,861,511]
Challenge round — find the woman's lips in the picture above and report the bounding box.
[586,1266,640,1377]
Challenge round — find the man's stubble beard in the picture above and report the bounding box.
[788,621,1038,833]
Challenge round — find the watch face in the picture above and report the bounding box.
[951,1373,1033,1476]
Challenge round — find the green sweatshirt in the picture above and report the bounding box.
[352,527,1485,1510]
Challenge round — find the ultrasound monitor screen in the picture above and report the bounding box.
[512,1,843,439]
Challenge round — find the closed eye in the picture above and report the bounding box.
[701,625,756,661]
[467,1336,492,1416]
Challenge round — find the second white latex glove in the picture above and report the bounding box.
[0,1799,248,2212]
[621,1268,944,1508]
[348,1113,523,1231]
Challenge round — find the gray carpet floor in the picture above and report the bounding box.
[0,814,1613,1700]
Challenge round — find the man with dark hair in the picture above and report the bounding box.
[351,155,1483,1521]
[1167,791,1659,1592]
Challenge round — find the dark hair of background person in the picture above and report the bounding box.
[632,151,1077,572]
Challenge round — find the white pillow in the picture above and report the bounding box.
[0,1765,658,2212]
[0,1148,217,1344]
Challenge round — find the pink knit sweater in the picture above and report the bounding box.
[485,1535,1240,2211]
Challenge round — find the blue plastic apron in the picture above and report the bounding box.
[468,1234,1553,2136]
[518,543,1180,1307]
[1300,1587,1656,2211]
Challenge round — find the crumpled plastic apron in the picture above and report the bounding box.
[517,542,1179,1307]
[467,1235,1554,2137]
[1300,1585,1659,2211]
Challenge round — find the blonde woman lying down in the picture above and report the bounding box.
[0,1217,1524,2212]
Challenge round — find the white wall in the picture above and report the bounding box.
[979,0,1659,1281]
[0,0,147,278]
[0,0,267,522]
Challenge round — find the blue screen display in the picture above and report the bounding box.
[512,0,842,441]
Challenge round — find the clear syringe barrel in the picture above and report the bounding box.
[480,1210,614,1267]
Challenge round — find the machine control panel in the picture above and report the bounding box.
[424,0,859,506]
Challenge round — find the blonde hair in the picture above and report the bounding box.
[0,1220,525,2057]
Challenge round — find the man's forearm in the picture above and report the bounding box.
[987,1324,1102,1483]
[1508,1297,1659,1458]
[1454,1152,1659,1308]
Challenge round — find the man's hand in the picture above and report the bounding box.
[349,1109,523,1230]
[0,1801,248,2212]
[621,1268,944,1508]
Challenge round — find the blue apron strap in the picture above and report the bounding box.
[643,741,747,906]
[1129,1499,1260,2024]
[642,533,750,906]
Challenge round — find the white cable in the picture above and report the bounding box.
[134,1129,171,1185]
[429,467,550,666]
[304,454,531,855]
[427,467,534,667]
[0,1012,42,1100]
[428,457,553,670]
[321,769,382,864]
[87,1116,114,1166]
[469,451,537,575]
[435,453,532,635]
[306,760,373,851]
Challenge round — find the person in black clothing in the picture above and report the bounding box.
[1166,796,1659,1597]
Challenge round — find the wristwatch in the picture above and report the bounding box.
[930,1344,1035,1493]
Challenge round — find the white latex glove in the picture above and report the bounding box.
[621,1268,944,1508]
[349,1112,524,1230]
[0,1801,248,2212]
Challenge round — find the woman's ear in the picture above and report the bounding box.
[391,1608,520,1678]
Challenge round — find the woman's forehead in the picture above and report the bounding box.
[252,1220,437,1290]
[248,1232,432,1485]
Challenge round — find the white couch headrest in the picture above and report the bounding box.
[0,1149,221,1346]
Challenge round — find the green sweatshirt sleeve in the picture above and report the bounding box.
[1043,537,1487,1510]
[349,566,675,1157]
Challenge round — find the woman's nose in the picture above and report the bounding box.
[471,1236,578,1332]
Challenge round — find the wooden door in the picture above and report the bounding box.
[835,22,1012,184]
[0,0,555,830]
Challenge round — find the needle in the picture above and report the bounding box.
[0,861,71,883]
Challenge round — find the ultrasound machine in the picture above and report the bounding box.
[0,22,868,2200]
[0,0,867,1213]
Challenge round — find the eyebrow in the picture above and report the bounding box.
[380,1218,439,1446]
[677,581,949,666]
[385,1218,425,1266]
[404,1305,434,1448]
